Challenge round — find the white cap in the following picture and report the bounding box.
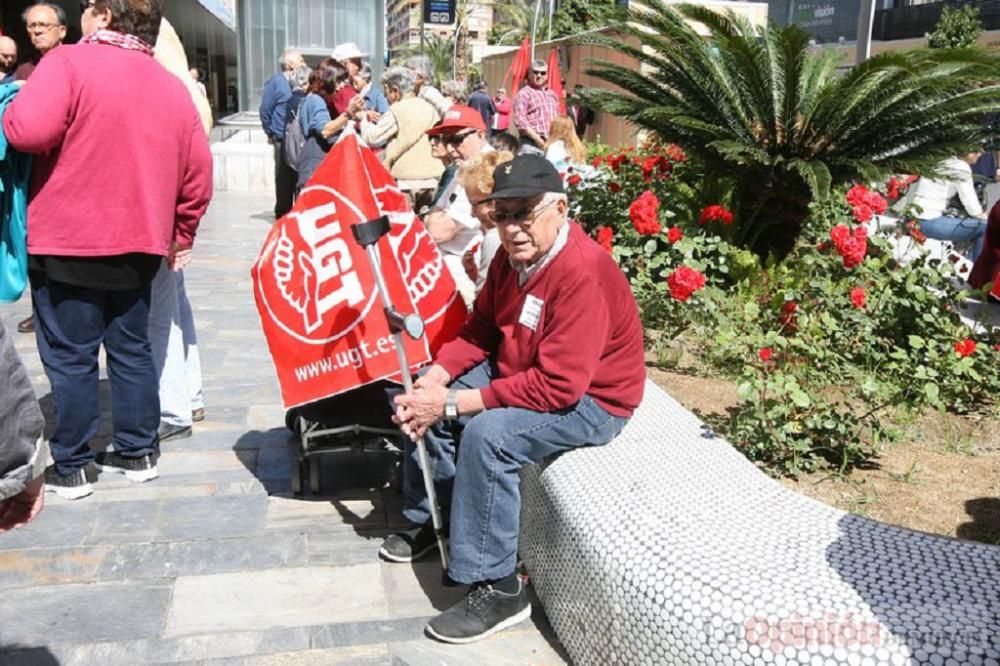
[331,42,368,61]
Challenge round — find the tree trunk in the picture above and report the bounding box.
[738,177,813,262]
[455,11,469,82]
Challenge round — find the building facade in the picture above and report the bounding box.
[386,0,495,63]
[767,1,1000,66]
[237,0,385,111]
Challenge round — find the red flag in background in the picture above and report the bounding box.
[251,134,467,409]
[503,36,532,98]
[547,48,566,114]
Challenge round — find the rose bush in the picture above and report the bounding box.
[571,143,1000,475]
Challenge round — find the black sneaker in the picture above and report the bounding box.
[425,578,532,644]
[378,524,442,563]
[44,465,94,500]
[158,421,193,442]
[95,451,159,483]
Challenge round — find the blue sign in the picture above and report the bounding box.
[424,0,456,25]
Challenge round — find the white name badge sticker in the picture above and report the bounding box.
[518,295,544,332]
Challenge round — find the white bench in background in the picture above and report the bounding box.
[519,380,1000,665]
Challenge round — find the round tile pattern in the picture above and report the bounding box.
[519,381,1000,665]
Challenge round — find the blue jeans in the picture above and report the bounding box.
[919,216,987,261]
[402,360,629,584]
[31,274,160,475]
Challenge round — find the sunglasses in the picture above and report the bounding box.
[79,0,95,11]
[442,130,477,147]
[531,71,547,76]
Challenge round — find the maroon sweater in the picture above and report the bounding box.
[3,43,212,258]
[436,222,646,417]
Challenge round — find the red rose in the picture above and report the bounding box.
[666,266,706,302]
[699,204,734,226]
[886,176,916,200]
[839,238,867,268]
[667,227,683,244]
[852,204,873,223]
[567,174,582,187]
[954,339,977,357]
[846,184,887,218]
[830,224,867,268]
[887,178,901,200]
[758,347,773,362]
[629,190,661,235]
[994,344,1000,352]
[596,226,613,253]
[830,224,851,246]
[850,286,866,309]
[641,156,661,182]
[846,184,869,207]
[592,156,604,168]
[778,300,798,330]
[904,220,926,245]
[608,182,622,193]
[870,194,887,215]
[664,144,687,162]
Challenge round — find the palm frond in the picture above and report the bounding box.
[580,1,1000,258]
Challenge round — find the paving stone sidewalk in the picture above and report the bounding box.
[0,192,568,666]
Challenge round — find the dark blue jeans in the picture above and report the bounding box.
[31,274,159,475]
[402,360,629,585]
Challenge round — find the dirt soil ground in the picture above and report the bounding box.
[648,366,1000,545]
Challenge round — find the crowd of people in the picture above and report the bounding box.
[261,50,597,305]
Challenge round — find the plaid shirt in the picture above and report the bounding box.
[513,85,560,140]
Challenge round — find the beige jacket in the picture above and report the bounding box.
[155,19,213,137]
[383,96,443,182]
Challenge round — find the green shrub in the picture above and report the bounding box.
[572,145,1000,475]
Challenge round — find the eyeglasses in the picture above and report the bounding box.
[531,71,547,76]
[442,130,476,147]
[27,22,60,31]
[491,199,557,227]
[79,0,95,11]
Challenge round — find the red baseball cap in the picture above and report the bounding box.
[426,105,487,136]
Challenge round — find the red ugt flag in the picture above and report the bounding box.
[251,134,467,409]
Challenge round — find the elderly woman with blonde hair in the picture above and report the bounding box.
[457,150,514,293]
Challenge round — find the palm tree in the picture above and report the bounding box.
[397,33,455,84]
[489,1,544,46]
[582,3,1000,259]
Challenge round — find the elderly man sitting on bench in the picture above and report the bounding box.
[383,154,647,643]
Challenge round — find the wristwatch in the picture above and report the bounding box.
[445,389,459,421]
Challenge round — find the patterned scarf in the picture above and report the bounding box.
[79,29,154,56]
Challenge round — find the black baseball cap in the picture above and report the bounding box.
[486,154,565,201]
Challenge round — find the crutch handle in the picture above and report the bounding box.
[351,215,391,248]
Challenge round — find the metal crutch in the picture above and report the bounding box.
[351,215,449,571]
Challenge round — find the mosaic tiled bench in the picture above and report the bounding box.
[519,380,1000,665]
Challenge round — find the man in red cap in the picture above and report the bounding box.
[423,105,494,304]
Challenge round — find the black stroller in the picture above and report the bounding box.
[284,380,406,495]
